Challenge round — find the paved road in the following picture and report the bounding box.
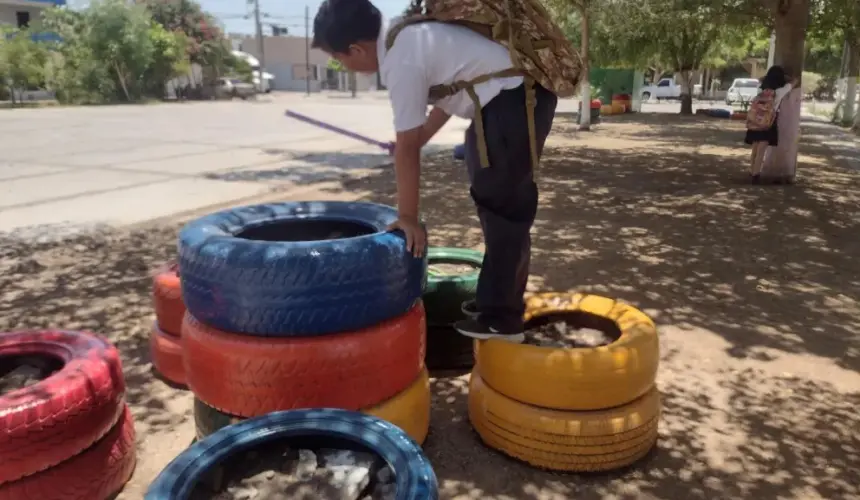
[0,92,834,239]
[0,93,475,239]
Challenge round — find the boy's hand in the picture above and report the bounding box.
[387,215,426,258]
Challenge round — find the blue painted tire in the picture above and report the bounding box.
[178,201,427,336]
[453,144,465,160]
[145,409,438,500]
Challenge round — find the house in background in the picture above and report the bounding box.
[0,0,65,29]
[231,34,379,93]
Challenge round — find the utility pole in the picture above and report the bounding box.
[305,5,310,95]
[253,0,266,92]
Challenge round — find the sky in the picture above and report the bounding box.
[200,0,410,36]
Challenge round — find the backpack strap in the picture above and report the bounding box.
[427,68,525,169]
[386,3,544,171]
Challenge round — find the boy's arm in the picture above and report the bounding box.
[420,107,451,147]
[383,63,430,255]
[394,127,422,222]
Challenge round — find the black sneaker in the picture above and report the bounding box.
[454,319,525,344]
[461,300,479,320]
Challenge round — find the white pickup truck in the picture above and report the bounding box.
[641,78,682,101]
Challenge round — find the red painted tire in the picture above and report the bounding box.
[0,405,136,500]
[152,262,185,336]
[149,323,186,386]
[0,331,125,484]
[182,302,427,417]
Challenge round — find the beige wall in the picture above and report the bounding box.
[234,35,379,92]
[235,36,330,67]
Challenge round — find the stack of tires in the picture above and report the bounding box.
[422,248,483,370]
[178,201,432,445]
[0,330,136,499]
[468,293,661,472]
[149,262,187,386]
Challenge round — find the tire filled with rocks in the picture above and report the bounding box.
[191,446,397,500]
[469,293,662,472]
[146,409,438,500]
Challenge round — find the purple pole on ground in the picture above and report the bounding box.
[285,110,394,154]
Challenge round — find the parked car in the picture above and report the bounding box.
[253,71,275,93]
[641,77,681,101]
[216,78,257,100]
[725,78,760,105]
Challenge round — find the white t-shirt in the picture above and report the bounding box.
[378,18,524,132]
[773,83,793,111]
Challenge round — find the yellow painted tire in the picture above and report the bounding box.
[364,369,431,445]
[475,293,659,411]
[469,372,659,472]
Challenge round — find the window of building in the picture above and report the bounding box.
[16,11,31,28]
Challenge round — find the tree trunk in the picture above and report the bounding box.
[350,71,356,98]
[843,43,858,127]
[114,61,131,102]
[579,4,591,130]
[761,0,810,183]
[679,70,693,115]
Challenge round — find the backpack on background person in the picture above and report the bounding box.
[386,0,583,170]
[746,88,778,131]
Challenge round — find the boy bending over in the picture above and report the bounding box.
[313,0,575,343]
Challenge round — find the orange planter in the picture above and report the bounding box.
[182,302,427,417]
[149,323,186,386]
[731,111,747,120]
[152,262,185,336]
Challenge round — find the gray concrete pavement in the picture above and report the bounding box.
[0,93,474,239]
[0,92,846,240]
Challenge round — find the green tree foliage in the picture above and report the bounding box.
[38,0,235,104]
[327,58,345,72]
[138,0,233,72]
[0,27,49,104]
[86,0,158,101]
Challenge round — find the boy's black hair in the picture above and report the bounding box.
[760,65,787,91]
[312,0,382,53]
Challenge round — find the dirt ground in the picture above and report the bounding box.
[1,113,859,499]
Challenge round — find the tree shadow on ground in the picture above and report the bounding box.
[203,144,450,186]
[0,226,192,447]
[324,113,860,498]
[0,113,857,498]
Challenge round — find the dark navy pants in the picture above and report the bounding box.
[463,83,557,332]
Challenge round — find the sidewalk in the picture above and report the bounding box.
[801,113,860,171]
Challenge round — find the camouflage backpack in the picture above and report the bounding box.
[385,0,583,169]
[746,88,777,132]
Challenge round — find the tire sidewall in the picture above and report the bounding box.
[178,201,427,336]
[145,410,438,500]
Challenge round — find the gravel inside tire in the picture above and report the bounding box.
[146,409,438,500]
[189,445,397,500]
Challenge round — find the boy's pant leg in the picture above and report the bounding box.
[463,84,558,332]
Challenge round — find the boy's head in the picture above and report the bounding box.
[312,0,382,73]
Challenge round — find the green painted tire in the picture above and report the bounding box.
[425,325,475,371]
[423,248,482,326]
[194,398,243,440]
